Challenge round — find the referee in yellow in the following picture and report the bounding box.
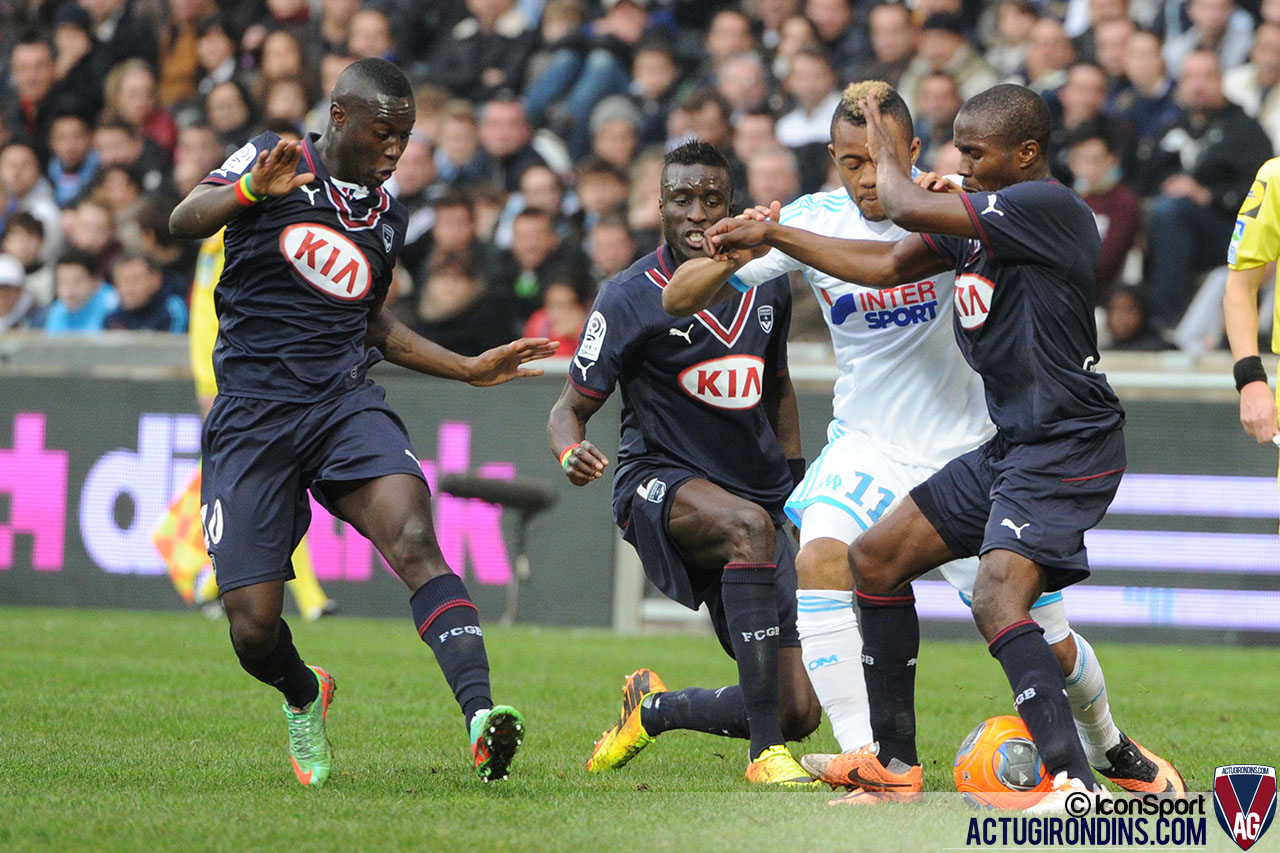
[1224,158,1280,450]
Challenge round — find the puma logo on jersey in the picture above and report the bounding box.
[981,195,1004,216]
[300,184,319,205]
[668,324,694,344]
[1001,518,1030,539]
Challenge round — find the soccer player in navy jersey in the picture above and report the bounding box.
[168,58,558,789]
[707,84,1164,810]
[547,140,822,786]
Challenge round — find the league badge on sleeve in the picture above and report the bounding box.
[758,304,774,334]
[573,311,607,381]
[383,223,395,253]
[215,142,256,179]
[1214,765,1276,850]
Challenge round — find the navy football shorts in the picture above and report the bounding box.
[615,463,800,658]
[200,381,426,594]
[909,428,1126,592]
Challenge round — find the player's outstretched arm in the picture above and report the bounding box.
[1224,264,1280,443]
[706,218,947,288]
[169,139,315,239]
[366,303,559,385]
[547,383,610,486]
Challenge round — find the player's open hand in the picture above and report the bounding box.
[248,139,316,198]
[562,438,610,486]
[466,337,561,386]
[915,171,962,193]
[860,95,892,164]
[705,217,771,260]
[1239,381,1280,444]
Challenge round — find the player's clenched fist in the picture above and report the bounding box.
[248,139,316,198]
[561,439,609,486]
[915,171,962,193]
[704,217,771,259]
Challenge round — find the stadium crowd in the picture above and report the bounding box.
[0,0,1275,352]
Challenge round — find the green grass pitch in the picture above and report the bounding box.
[1,607,1276,851]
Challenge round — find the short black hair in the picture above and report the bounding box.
[333,57,413,104]
[830,81,913,137]
[112,249,160,275]
[56,248,97,273]
[434,192,474,215]
[662,139,732,184]
[683,88,733,122]
[958,83,1051,150]
[5,211,44,239]
[1065,122,1114,154]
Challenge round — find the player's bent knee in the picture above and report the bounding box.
[795,539,853,589]
[718,502,776,562]
[227,612,279,658]
[779,690,822,741]
[384,515,446,576]
[849,532,898,594]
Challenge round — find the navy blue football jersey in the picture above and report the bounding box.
[200,132,407,402]
[570,244,794,512]
[920,179,1123,443]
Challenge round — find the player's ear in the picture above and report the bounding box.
[329,101,346,129]
[1019,139,1039,170]
[827,142,837,166]
[908,136,921,166]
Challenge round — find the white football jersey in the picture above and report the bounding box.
[730,187,993,468]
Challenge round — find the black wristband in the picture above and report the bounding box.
[1234,355,1268,392]
[787,457,807,487]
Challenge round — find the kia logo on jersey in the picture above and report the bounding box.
[677,355,764,410]
[954,273,994,330]
[279,223,372,300]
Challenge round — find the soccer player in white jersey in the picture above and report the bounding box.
[664,81,1183,796]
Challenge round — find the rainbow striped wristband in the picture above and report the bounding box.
[233,173,265,206]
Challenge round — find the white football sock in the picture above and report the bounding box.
[796,588,872,751]
[1063,630,1122,767]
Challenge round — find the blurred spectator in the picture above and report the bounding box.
[347,8,395,61]
[134,197,197,297]
[1161,0,1252,78]
[1067,130,1140,298]
[771,15,820,82]
[684,88,735,149]
[156,0,217,107]
[192,18,241,99]
[415,255,513,355]
[1105,284,1175,349]
[82,0,159,83]
[733,108,781,181]
[575,157,630,237]
[747,146,802,208]
[47,113,100,207]
[316,0,359,54]
[701,9,757,82]
[4,33,92,162]
[263,79,310,127]
[717,52,773,119]
[1049,61,1112,183]
[94,118,169,194]
[1017,18,1074,93]
[587,214,637,281]
[52,6,103,119]
[0,253,37,331]
[493,162,569,247]
[64,198,120,277]
[303,52,356,135]
[489,207,586,322]
[853,3,917,88]
[522,274,590,355]
[1138,49,1272,327]
[986,0,1038,79]
[1068,0,1129,63]
[479,97,549,192]
[387,133,440,273]
[1108,29,1180,178]
[806,0,867,82]
[41,248,118,334]
[915,71,962,169]
[777,49,840,148]
[589,95,642,171]
[1,213,54,304]
[435,101,488,188]
[1092,17,1133,92]
[1224,22,1280,151]
[1,141,63,264]
[429,0,537,102]
[105,59,178,155]
[172,123,224,195]
[627,146,664,248]
[629,37,684,147]
[899,14,999,116]
[94,164,146,236]
[103,251,187,331]
[422,194,490,281]
[204,80,256,151]
[254,30,308,101]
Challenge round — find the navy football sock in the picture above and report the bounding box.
[990,620,1096,783]
[412,573,493,725]
[721,561,785,760]
[856,590,920,766]
[640,685,749,738]
[233,618,319,710]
